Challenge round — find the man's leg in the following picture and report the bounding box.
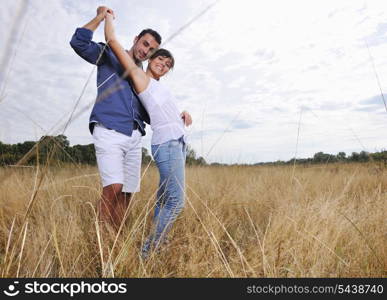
[92,123,129,229]
[114,192,133,228]
[93,124,142,230]
[119,129,142,225]
[98,183,123,228]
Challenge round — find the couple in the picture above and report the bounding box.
[70,6,191,258]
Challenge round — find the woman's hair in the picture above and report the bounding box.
[149,48,175,69]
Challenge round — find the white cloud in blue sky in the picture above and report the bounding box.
[1,0,387,163]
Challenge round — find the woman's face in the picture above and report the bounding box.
[148,55,173,78]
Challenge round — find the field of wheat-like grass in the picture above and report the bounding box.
[0,163,386,278]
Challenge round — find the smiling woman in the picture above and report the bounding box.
[148,49,175,77]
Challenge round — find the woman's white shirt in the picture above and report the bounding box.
[138,78,185,145]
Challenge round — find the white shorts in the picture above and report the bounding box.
[92,123,142,193]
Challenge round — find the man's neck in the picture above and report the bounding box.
[126,49,142,68]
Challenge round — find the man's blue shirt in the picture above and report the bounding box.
[70,27,150,136]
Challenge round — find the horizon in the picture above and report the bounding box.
[0,134,381,165]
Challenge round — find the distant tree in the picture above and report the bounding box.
[71,144,96,165]
[186,146,197,166]
[312,152,337,164]
[55,135,70,148]
[0,153,18,165]
[37,135,71,164]
[358,151,370,162]
[196,156,207,166]
[69,145,82,163]
[313,152,327,163]
[370,150,387,163]
[15,141,35,156]
[82,144,96,164]
[337,152,346,161]
[185,145,207,166]
[349,152,360,162]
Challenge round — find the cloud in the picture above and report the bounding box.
[364,22,387,47]
[354,94,387,112]
[1,0,387,164]
[231,120,257,130]
[359,94,387,106]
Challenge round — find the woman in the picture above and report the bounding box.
[104,12,191,258]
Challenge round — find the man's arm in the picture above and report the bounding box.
[69,6,114,65]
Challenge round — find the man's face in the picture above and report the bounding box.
[132,33,159,62]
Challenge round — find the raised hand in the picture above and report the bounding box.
[97,6,115,19]
[105,11,114,21]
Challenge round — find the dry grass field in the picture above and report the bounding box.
[0,162,386,278]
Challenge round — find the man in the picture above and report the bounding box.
[70,6,161,229]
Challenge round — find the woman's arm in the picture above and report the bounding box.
[180,111,192,126]
[84,6,113,32]
[104,13,149,93]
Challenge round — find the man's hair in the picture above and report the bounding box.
[138,28,162,45]
[150,48,175,69]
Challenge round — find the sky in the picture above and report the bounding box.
[0,0,386,164]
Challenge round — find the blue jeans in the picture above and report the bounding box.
[142,136,186,257]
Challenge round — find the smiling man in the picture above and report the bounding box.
[69,6,161,229]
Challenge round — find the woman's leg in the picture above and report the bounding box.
[142,139,186,257]
[153,172,167,221]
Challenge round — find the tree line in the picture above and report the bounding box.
[252,150,387,166]
[0,135,207,166]
[1,135,386,167]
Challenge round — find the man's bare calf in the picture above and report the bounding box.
[98,183,132,230]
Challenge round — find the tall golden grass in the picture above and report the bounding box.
[0,162,386,277]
